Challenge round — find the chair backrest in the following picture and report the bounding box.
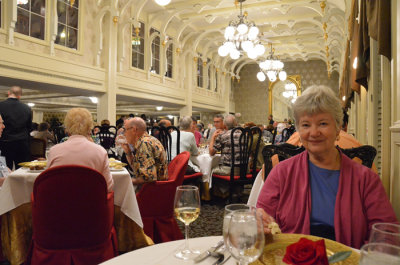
[53,126,66,143]
[262,143,305,179]
[30,138,46,160]
[282,126,296,142]
[339,145,377,168]
[136,151,190,217]
[98,130,116,150]
[262,144,377,180]
[32,165,113,249]
[151,126,180,163]
[271,127,278,144]
[230,127,252,180]
[250,126,262,178]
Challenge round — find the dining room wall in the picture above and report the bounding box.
[233,60,339,125]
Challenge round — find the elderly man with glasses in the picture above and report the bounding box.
[120,117,168,191]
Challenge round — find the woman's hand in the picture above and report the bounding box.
[257,208,276,234]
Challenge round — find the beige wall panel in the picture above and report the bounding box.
[0,31,6,43]
[0,45,105,91]
[234,60,339,125]
[117,74,185,105]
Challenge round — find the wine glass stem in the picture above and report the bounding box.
[184,224,189,250]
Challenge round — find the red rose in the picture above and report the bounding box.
[283,237,329,265]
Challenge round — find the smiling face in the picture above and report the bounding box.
[297,112,339,158]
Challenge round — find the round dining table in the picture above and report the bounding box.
[100,236,236,265]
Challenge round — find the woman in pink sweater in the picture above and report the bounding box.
[257,85,397,249]
[47,108,113,192]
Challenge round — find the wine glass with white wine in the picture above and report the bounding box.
[174,185,201,260]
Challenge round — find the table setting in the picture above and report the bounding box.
[100,187,361,265]
[0,158,152,265]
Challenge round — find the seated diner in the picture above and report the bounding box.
[46,107,114,192]
[256,85,398,249]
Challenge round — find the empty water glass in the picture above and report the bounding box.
[223,204,251,248]
[360,243,400,265]
[226,208,265,265]
[369,223,400,247]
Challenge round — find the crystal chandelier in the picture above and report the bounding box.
[257,44,287,82]
[218,0,265,60]
[282,83,298,103]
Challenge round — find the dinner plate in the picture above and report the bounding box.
[27,169,45,173]
[253,234,360,265]
[109,167,125,171]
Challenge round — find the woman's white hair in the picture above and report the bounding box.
[292,85,343,131]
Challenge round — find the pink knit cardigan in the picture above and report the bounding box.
[256,150,398,249]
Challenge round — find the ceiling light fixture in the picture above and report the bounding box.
[218,0,264,60]
[257,43,286,82]
[155,0,171,6]
[281,82,297,103]
[156,106,163,111]
[27,102,35,107]
[167,115,173,119]
[89,97,98,104]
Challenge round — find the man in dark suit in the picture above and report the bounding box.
[0,86,32,169]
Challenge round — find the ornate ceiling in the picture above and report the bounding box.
[136,0,351,77]
[1,0,352,116]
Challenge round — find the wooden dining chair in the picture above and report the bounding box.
[30,138,46,160]
[151,125,180,163]
[262,143,377,180]
[212,127,256,203]
[26,165,118,265]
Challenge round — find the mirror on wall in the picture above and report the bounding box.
[268,75,301,121]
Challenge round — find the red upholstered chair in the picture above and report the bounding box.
[136,151,190,243]
[26,165,118,265]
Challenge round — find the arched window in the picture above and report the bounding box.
[150,28,160,74]
[132,22,145,70]
[55,0,79,49]
[197,56,203,88]
[16,0,46,40]
[165,38,173,78]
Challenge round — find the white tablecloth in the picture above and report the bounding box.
[100,236,235,265]
[193,154,221,186]
[0,167,143,228]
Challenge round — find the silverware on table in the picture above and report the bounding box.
[212,254,231,265]
[194,240,224,263]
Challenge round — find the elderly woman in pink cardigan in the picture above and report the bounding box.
[257,85,397,249]
[47,108,113,192]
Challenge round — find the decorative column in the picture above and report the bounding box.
[179,54,194,117]
[97,13,118,125]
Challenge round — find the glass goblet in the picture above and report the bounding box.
[174,185,201,260]
[227,208,265,265]
[360,243,400,265]
[369,223,400,247]
[223,204,251,248]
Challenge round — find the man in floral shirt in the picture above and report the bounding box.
[120,117,168,190]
